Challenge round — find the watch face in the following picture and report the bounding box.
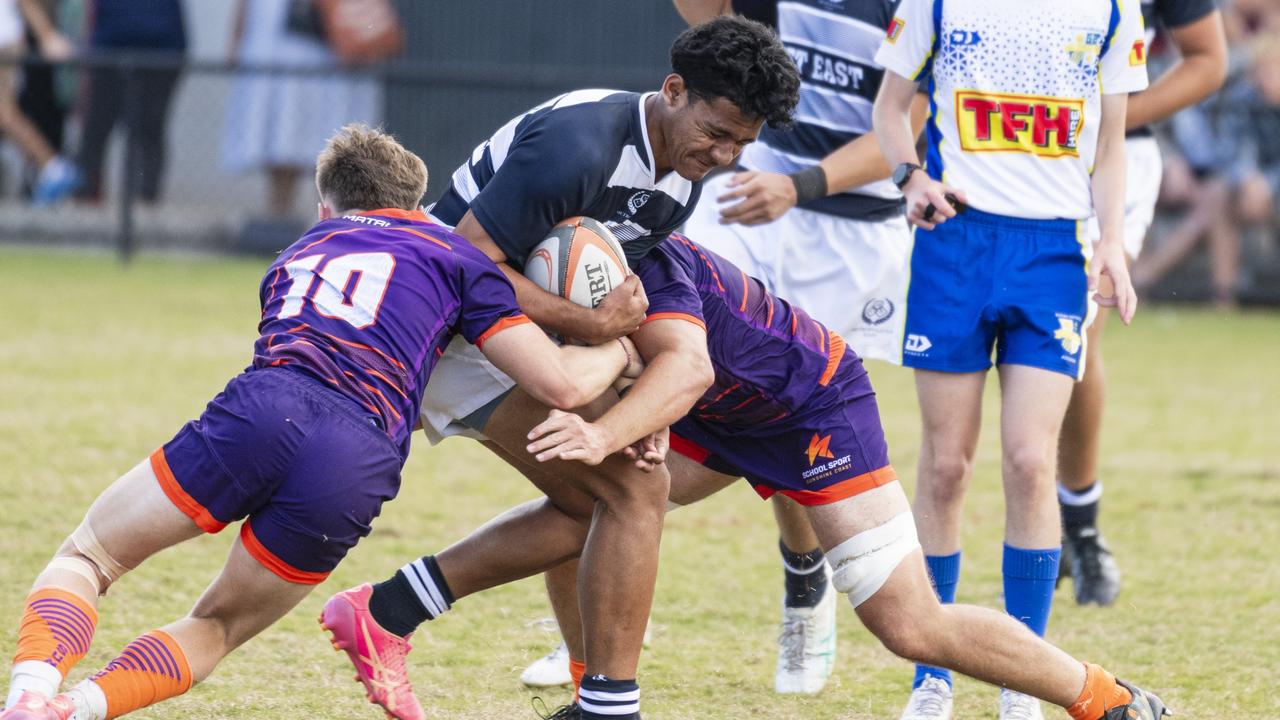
[893,164,913,188]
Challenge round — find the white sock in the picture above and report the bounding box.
[62,679,108,720]
[6,660,62,707]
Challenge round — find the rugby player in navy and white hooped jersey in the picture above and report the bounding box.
[873,1,1154,719]
[1056,0,1225,609]
[321,18,801,720]
[663,0,933,696]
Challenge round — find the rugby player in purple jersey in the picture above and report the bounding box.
[0,125,642,720]
[327,233,1171,720]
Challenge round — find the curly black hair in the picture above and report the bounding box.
[670,16,800,130]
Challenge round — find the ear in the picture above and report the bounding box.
[661,73,688,109]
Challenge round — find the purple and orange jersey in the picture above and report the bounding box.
[254,209,528,457]
[633,233,894,506]
[633,232,849,431]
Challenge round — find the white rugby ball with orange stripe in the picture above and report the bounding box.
[524,216,629,309]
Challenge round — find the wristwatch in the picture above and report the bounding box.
[892,162,923,190]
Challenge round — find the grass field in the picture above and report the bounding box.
[1,246,1277,719]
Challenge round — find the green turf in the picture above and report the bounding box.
[1,246,1277,719]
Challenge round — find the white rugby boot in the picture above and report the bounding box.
[521,641,572,688]
[899,675,954,720]
[998,688,1045,720]
[773,568,837,694]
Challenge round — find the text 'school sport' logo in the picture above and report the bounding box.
[886,17,905,44]
[956,91,1085,158]
[1129,39,1146,66]
[805,433,835,466]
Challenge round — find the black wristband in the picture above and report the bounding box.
[789,165,828,206]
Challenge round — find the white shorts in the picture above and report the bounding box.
[1087,135,1163,259]
[420,336,514,444]
[681,172,910,365]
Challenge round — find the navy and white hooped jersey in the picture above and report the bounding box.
[735,0,905,221]
[429,89,701,269]
[1128,0,1216,138]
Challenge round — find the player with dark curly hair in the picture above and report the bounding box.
[317,17,800,720]
[670,15,799,131]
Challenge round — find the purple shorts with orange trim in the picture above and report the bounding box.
[155,367,402,584]
[670,352,896,506]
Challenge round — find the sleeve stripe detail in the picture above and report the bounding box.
[475,314,532,348]
[642,312,706,331]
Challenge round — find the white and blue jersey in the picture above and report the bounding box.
[875,0,1148,380]
[876,0,1148,220]
[736,0,905,221]
[430,89,701,268]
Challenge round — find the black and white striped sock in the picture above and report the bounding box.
[578,675,640,719]
[367,555,455,637]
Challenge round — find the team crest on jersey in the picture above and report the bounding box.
[861,297,895,325]
[1065,31,1104,68]
[1054,316,1082,355]
[956,91,1084,158]
[626,190,652,215]
[1129,39,1147,66]
[886,17,905,44]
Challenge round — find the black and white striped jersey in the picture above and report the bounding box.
[429,89,702,269]
[734,0,904,221]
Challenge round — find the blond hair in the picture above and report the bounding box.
[315,124,428,213]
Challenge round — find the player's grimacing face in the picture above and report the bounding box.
[670,95,763,181]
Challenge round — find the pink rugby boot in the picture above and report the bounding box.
[0,692,70,720]
[320,584,425,720]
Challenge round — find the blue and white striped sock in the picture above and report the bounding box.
[578,675,640,719]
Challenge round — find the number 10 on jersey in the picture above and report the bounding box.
[276,252,396,329]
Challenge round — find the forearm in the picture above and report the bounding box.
[553,342,631,408]
[591,353,708,454]
[823,95,928,193]
[501,264,598,340]
[1127,55,1227,129]
[873,79,924,170]
[1091,134,1127,244]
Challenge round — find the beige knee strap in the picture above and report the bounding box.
[45,556,105,595]
[70,521,130,585]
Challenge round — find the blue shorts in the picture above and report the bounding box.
[670,352,897,506]
[154,368,403,584]
[903,208,1091,380]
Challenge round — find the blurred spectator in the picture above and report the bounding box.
[222,0,383,218]
[0,0,78,204]
[1135,3,1280,307]
[18,0,69,162]
[75,0,186,204]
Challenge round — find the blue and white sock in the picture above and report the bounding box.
[913,551,961,689]
[578,675,640,719]
[1003,544,1061,637]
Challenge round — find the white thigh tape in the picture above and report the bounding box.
[827,512,921,607]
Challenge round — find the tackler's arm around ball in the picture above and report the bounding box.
[453,211,648,344]
[527,317,712,467]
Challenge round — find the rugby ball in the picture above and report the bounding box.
[524,217,629,308]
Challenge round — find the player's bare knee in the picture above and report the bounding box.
[1003,444,1054,486]
[918,454,971,502]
